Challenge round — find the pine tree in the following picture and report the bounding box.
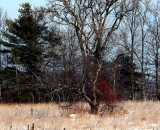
[11,3,45,73]
[115,53,139,99]
[0,3,62,102]
[0,3,48,102]
[3,3,47,80]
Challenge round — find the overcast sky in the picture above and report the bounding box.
[0,0,47,19]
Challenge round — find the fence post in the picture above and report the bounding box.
[31,123,34,130]
[9,125,12,130]
[31,108,33,116]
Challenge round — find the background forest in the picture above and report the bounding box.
[0,0,160,114]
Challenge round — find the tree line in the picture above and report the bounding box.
[0,0,160,114]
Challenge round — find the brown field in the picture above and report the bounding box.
[0,101,160,130]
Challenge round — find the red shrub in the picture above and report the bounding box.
[96,77,117,103]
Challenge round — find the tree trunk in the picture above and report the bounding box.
[0,83,1,103]
[155,50,159,99]
[130,8,135,100]
[141,24,145,100]
[90,103,99,114]
[131,32,135,100]
[155,24,159,100]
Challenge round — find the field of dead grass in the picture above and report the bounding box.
[0,101,160,130]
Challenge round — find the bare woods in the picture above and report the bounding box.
[0,0,160,114]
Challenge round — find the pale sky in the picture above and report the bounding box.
[0,0,47,19]
[0,0,158,20]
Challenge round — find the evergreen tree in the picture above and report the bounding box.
[0,3,61,102]
[0,8,16,89]
[10,3,45,74]
[2,3,47,83]
[0,3,48,103]
[115,53,139,99]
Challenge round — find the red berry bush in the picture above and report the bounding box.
[96,77,117,103]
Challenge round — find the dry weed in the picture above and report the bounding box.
[0,101,159,129]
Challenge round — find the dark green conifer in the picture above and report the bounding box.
[1,3,49,81]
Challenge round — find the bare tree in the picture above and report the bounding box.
[138,0,150,100]
[146,2,160,99]
[112,0,156,100]
[45,0,133,113]
[113,0,141,100]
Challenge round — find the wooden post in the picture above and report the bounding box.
[28,123,34,130]
[9,125,12,130]
[31,108,33,116]
[31,123,34,130]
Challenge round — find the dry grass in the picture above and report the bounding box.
[0,101,160,130]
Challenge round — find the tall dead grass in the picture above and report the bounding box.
[0,101,159,129]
